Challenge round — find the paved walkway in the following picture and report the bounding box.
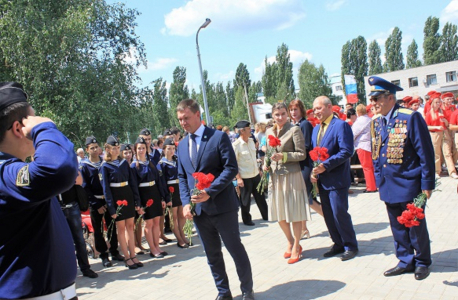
[77,176,458,300]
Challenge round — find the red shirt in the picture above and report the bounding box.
[424,100,432,115]
[425,111,446,131]
[450,109,458,125]
[443,106,455,122]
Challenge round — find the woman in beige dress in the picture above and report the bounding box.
[265,103,311,264]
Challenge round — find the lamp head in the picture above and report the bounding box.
[201,18,211,28]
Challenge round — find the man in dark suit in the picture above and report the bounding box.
[311,96,359,261]
[368,76,435,280]
[176,99,254,300]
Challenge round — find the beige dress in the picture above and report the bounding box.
[266,123,311,223]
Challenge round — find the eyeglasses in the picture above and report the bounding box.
[370,94,387,102]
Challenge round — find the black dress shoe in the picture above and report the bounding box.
[82,269,98,278]
[341,249,358,261]
[242,290,255,300]
[363,189,377,193]
[414,266,430,280]
[243,221,255,226]
[384,265,415,277]
[150,253,164,259]
[160,251,168,256]
[111,253,125,261]
[215,295,233,300]
[101,257,112,268]
[323,246,345,257]
[177,242,189,249]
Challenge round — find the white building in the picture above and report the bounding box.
[363,60,458,103]
[329,74,346,106]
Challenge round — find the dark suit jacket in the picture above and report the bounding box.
[312,116,354,190]
[177,126,239,216]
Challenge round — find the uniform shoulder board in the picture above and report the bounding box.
[398,108,413,115]
[16,165,30,186]
[371,114,381,120]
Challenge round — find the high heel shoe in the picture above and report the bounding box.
[301,229,310,239]
[124,258,138,269]
[131,256,143,267]
[283,251,292,259]
[288,246,302,264]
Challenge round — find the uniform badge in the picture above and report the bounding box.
[98,173,103,181]
[16,165,30,186]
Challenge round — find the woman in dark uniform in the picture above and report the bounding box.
[131,137,169,258]
[101,136,144,269]
[159,138,189,248]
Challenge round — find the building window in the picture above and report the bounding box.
[409,77,418,88]
[335,85,342,91]
[446,71,457,82]
[426,74,437,85]
[391,80,401,87]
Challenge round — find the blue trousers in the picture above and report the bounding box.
[385,202,431,268]
[193,210,253,297]
[61,202,91,271]
[318,186,358,251]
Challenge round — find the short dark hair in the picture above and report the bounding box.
[0,102,31,144]
[177,99,199,113]
[346,108,356,118]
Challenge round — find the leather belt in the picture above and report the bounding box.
[139,181,155,187]
[110,182,128,187]
[167,179,179,184]
[23,283,77,300]
[94,195,105,199]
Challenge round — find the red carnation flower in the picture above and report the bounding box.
[116,200,123,206]
[146,199,153,207]
[193,172,215,190]
[268,135,281,148]
[122,200,128,206]
[169,186,175,193]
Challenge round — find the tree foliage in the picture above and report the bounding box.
[423,16,441,65]
[384,27,404,72]
[439,22,458,62]
[341,36,368,102]
[406,39,422,69]
[169,66,189,128]
[368,40,383,75]
[298,60,332,108]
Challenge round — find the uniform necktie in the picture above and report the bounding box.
[190,134,198,168]
[317,122,326,146]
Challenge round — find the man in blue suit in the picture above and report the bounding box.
[368,76,435,280]
[311,96,359,261]
[176,99,254,300]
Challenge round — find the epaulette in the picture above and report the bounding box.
[372,114,381,120]
[398,108,413,115]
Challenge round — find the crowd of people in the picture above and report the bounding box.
[0,75,443,300]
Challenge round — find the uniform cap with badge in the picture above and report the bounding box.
[135,136,146,144]
[85,136,98,146]
[0,82,28,111]
[140,128,151,136]
[234,120,250,129]
[163,138,175,146]
[106,135,119,146]
[120,144,132,151]
[368,76,403,97]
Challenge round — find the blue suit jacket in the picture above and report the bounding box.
[177,127,239,216]
[312,116,354,190]
[372,105,435,204]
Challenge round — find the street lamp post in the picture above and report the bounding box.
[196,18,212,126]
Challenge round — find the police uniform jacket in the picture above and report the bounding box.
[130,160,169,203]
[0,122,78,298]
[100,159,141,215]
[80,157,105,210]
[372,104,435,203]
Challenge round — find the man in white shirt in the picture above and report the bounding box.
[232,121,268,226]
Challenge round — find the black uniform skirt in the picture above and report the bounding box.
[168,183,182,207]
[111,185,136,221]
[139,185,163,220]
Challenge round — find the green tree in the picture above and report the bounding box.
[248,81,262,103]
[226,81,235,113]
[0,0,146,144]
[341,36,368,102]
[384,27,404,72]
[423,16,441,65]
[150,78,170,137]
[261,56,276,104]
[231,86,249,124]
[169,66,189,128]
[406,39,422,69]
[234,63,251,92]
[368,40,383,75]
[298,60,332,108]
[439,22,458,62]
[274,43,295,102]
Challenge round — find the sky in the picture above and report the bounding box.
[109,0,458,92]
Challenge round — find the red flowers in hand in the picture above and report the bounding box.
[116,200,123,206]
[268,135,281,148]
[169,186,175,193]
[192,172,215,190]
[309,147,330,162]
[146,199,153,207]
[398,203,425,227]
[116,200,128,206]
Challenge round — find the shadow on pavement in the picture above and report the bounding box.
[238,279,345,300]
[354,222,389,234]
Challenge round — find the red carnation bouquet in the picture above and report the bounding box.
[107,199,128,241]
[257,135,281,192]
[398,180,440,228]
[309,147,330,197]
[184,172,215,243]
[135,199,153,229]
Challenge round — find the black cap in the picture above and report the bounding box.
[234,120,250,129]
[139,128,151,136]
[163,129,172,136]
[136,136,147,144]
[163,138,175,146]
[0,82,28,111]
[120,144,132,151]
[106,135,119,146]
[85,136,98,146]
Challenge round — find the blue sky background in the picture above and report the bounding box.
[109,0,458,92]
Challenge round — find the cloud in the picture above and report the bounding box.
[162,0,306,36]
[146,58,178,71]
[441,0,458,23]
[253,50,312,80]
[214,70,235,82]
[325,0,347,11]
[369,28,394,49]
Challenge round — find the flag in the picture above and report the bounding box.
[344,75,358,104]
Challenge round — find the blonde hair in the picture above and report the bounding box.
[356,104,367,116]
[430,98,444,120]
[104,144,121,162]
[256,122,266,133]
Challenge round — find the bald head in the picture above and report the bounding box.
[313,96,333,122]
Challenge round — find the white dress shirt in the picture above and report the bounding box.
[188,124,206,158]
